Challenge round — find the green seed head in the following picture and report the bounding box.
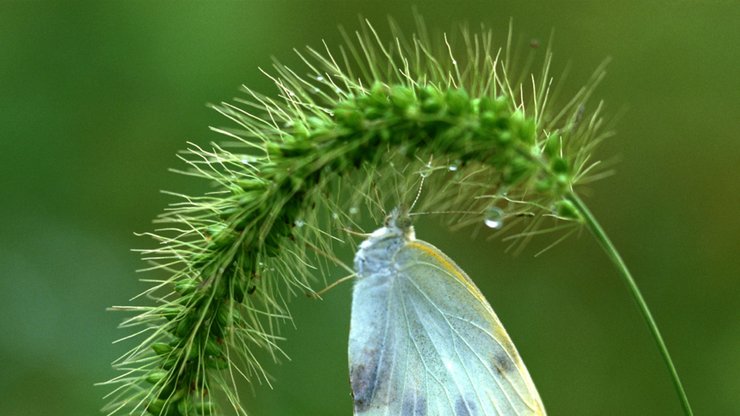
[104,17,608,416]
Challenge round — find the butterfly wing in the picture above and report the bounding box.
[348,239,545,416]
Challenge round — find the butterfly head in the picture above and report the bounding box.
[354,207,415,278]
[382,207,415,240]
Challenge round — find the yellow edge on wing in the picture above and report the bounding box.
[405,240,547,415]
[406,240,488,305]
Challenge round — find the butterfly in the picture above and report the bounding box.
[349,208,546,415]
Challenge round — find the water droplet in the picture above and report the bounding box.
[575,104,585,124]
[483,206,505,229]
[294,219,305,228]
[420,161,434,178]
[316,75,325,82]
[349,207,359,215]
[447,159,462,172]
[331,213,339,219]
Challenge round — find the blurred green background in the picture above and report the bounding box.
[1,1,738,415]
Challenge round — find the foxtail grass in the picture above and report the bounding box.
[101,17,692,416]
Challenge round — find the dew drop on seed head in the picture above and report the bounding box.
[349,207,359,215]
[447,159,462,172]
[575,104,585,124]
[420,162,434,178]
[294,219,305,228]
[316,75,325,82]
[483,206,505,229]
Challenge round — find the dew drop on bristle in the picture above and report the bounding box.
[349,207,359,215]
[447,159,462,172]
[420,162,433,178]
[294,219,305,228]
[484,206,505,229]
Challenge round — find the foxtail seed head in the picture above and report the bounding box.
[103,18,609,416]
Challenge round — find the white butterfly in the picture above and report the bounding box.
[349,209,546,415]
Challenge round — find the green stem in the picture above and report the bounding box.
[566,191,693,416]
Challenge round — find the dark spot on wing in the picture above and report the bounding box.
[455,397,477,416]
[402,391,427,416]
[351,347,388,413]
[350,363,374,411]
[492,350,514,375]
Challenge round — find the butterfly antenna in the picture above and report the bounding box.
[409,156,432,214]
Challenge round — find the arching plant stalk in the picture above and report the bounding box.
[565,192,693,416]
[101,18,692,416]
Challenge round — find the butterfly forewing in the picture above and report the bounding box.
[349,236,545,416]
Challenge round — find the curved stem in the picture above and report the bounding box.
[565,191,693,416]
